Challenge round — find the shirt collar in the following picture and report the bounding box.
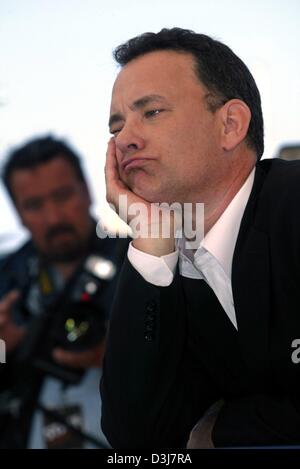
[179,168,255,278]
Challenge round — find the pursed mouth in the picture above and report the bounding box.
[46,229,76,243]
[121,157,154,172]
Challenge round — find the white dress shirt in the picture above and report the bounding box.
[128,169,255,330]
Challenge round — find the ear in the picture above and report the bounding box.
[219,99,251,152]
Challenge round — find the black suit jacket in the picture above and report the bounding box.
[101,158,300,448]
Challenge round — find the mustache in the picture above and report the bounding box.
[46,224,76,242]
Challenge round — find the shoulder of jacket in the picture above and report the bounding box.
[257,158,300,202]
[0,240,35,272]
[91,234,129,265]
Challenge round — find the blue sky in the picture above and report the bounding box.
[0,0,299,251]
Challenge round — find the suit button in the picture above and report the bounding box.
[146,301,156,313]
[144,333,153,341]
[147,313,155,321]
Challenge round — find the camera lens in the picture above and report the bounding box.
[53,301,106,351]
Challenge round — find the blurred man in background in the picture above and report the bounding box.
[0,135,127,448]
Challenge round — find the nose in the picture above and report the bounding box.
[44,200,64,227]
[115,122,146,155]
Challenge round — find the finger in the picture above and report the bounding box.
[0,290,20,316]
[52,347,93,368]
[52,348,78,367]
[105,139,130,214]
[53,344,104,368]
[105,138,119,184]
[1,325,26,352]
[105,138,130,190]
[0,314,8,327]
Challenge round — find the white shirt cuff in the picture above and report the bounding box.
[127,242,179,286]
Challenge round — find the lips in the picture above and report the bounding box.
[121,157,154,173]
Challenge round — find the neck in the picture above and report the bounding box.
[189,153,256,237]
[52,258,83,281]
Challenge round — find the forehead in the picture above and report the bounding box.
[111,50,204,108]
[10,157,80,198]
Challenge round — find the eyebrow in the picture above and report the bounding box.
[108,94,166,128]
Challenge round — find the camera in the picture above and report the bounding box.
[13,254,116,384]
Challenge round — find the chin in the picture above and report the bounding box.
[43,240,87,263]
[44,249,82,263]
[126,173,155,200]
[132,186,160,204]
[133,183,175,204]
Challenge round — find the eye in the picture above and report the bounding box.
[53,187,74,203]
[144,109,164,118]
[22,198,43,212]
[110,128,122,136]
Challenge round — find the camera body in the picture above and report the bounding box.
[13,254,116,384]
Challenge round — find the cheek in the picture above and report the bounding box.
[66,192,90,212]
[27,223,48,245]
[21,212,43,232]
[162,131,201,173]
[65,198,91,228]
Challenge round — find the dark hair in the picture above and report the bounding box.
[2,135,87,201]
[114,28,264,159]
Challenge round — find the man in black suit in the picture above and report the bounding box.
[101,28,300,448]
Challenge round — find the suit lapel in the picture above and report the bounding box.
[232,162,271,380]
